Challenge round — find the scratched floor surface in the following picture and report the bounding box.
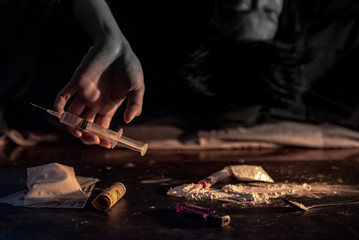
[1,145,359,240]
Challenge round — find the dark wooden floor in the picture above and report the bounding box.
[1,144,359,239]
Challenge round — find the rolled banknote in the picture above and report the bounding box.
[92,182,126,211]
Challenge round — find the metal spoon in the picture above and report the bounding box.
[282,198,359,211]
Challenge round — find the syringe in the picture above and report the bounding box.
[30,103,148,156]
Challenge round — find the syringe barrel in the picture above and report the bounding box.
[58,111,148,155]
[59,112,123,148]
[117,135,148,156]
[59,111,83,128]
[84,121,123,149]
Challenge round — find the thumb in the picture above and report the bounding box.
[124,88,144,123]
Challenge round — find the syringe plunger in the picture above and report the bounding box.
[117,135,148,156]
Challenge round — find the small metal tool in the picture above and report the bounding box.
[282,198,359,211]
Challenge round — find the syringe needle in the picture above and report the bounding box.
[29,102,48,111]
[30,102,60,118]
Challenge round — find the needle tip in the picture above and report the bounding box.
[29,102,47,112]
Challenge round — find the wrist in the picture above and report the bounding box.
[94,34,129,55]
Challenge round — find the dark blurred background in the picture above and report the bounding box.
[1,0,359,133]
[0,0,213,131]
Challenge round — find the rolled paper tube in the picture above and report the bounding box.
[92,182,126,211]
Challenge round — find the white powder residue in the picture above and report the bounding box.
[167,183,359,205]
[167,183,235,201]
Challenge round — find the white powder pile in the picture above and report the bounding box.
[167,183,357,205]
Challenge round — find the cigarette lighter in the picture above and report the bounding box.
[176,203,231,227]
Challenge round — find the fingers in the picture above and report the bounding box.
[54,83,76,113]
[67,101,102,146]
[79,108,101,145]
[64,97,99,144]
[60,94,116,148]
[54,81,99,144]
[66,97,85,138]
[94,114,113,149]
[54,83,83,138]
[124,87,145,123]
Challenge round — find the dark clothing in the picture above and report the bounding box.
[180,0,359,130]
[298,0,359,129]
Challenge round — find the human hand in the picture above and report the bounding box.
[54,37,145,148]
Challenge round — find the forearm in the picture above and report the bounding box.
[59,0,127,45]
